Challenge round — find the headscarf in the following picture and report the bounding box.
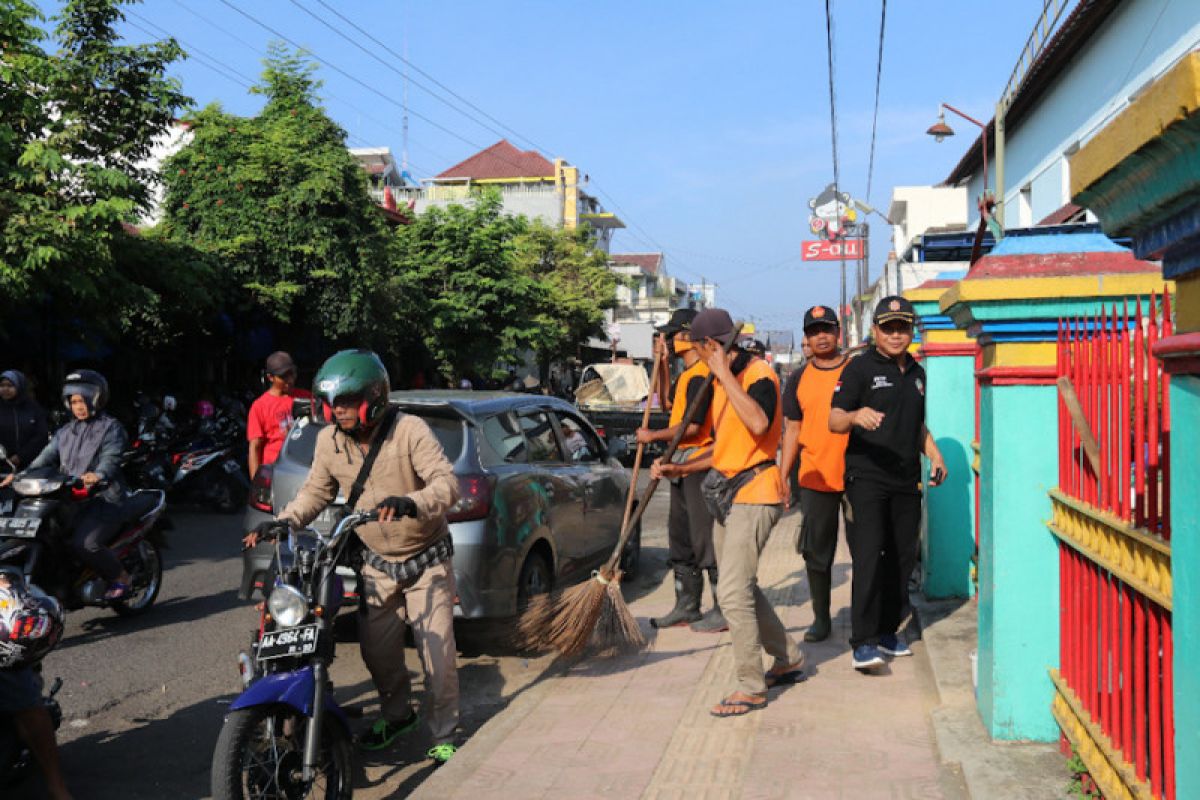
[0,370,27,402]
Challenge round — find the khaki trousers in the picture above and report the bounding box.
[715,504,802,696]
[359,559,460,744]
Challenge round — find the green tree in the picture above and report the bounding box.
[389,193,549,380]
[158,43,393,346]
[0,0,188,303]
[512,222,617,369]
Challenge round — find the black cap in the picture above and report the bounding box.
[690,308,737,345]
[656,308,698,335]
[803,305,839,331]
[873,296,916,325]
[265,351,297,376]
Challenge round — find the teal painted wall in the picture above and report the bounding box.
[922,354,976,599]
[976,383,1061,741]
[1170,375,1200,797]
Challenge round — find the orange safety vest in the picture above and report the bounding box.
[711,357,784,504]
[669,360,714,455]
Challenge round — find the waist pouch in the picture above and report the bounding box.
[364,536,454,586]
[701,461,774,525]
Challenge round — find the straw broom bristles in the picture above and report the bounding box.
[514,324,740,658]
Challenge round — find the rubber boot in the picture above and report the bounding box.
[651,566,703,628]
[690,568,728,633]
[804,568,832,642]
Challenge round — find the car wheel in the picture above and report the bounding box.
[619,523,641,579]
[516,551,552,605]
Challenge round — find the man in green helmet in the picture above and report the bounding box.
[245,349,462,764]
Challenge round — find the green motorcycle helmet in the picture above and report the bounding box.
[312,349,391,429]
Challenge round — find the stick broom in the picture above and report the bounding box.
[517,325,741,657]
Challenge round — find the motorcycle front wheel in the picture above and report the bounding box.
[211,705,354,800]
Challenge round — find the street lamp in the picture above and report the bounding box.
[927,103,990,200]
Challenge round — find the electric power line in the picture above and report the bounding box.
[865,0,887,205]
[822,0,846,322]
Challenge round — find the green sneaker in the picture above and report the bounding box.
[357,711,420,751]
[427,742,457,765]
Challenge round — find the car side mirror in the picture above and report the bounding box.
[606,437,629,460]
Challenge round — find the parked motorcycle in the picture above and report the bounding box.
[123,423,247,514]
[0,448,167,616]
[210,511,374,800]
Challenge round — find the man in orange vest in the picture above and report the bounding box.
[638,309,725,632]
[657,308,805,717]
[780,305,851,643]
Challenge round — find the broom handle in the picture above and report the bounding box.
[616,343,663,544]
[603,324,742,573]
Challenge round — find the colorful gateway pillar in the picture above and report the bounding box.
[940,229,1161,743]
[1070,51,1200,800]
[907,279,977,599]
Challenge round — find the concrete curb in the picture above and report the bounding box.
[913,593,1069,799]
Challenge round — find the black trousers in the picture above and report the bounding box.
[797,487,847,573]
[667,471,716,570]
[71,499,125,582]
[844,477,922,647]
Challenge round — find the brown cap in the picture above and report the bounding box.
[265,351,296,376]
[689,308,737,345]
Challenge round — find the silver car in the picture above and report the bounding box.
[241,391,638,618]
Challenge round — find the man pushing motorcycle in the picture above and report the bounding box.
[242,349,463,764]
[1,370,133,602]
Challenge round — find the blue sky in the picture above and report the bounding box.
[44,0,1048,337]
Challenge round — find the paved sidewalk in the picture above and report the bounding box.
[417,510,972,799]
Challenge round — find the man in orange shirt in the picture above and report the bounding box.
[656,309,804,717]
[780,306,850,643]
[637,309,723,632]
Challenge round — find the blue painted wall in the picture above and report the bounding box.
[922,353,976,599]
[976,383,1060,741]
[1170,375,1200,797]
[964,0,1200,225]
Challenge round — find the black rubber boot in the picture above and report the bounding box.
[652,566,703,628]
[804,568,832,642]
[690,567,728,633]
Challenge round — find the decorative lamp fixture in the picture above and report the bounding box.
[926,111,955,143]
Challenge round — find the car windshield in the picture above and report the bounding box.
[282,410,466,466]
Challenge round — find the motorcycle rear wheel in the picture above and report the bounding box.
[211,705,354,800]
[112,539,163,617]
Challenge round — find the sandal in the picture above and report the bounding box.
[710,694,767,718]
[103,581,132,601]
[765,662,807,688]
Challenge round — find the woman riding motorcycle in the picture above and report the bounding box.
[0,370,133,601]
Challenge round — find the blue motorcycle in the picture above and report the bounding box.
[211,511,375,799]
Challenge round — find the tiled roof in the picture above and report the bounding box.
[609,253,664,275]
[436,139,556,180]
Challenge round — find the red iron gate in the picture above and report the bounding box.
[1050,292,1174,800]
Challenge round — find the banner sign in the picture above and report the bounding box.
[802,238,863,261]
[808,183,860,241]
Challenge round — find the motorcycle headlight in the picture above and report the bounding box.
[267,584,309,628]
[13,477,64,496]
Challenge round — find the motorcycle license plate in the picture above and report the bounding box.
[0,517,40,538]
[256,624,319,661]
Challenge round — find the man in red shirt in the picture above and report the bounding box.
[247,351,300,479]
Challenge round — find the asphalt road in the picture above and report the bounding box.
[18,474,671,799]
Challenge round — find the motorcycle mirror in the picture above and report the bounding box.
[0,444,7,460]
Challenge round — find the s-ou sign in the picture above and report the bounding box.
[802,239,863,261]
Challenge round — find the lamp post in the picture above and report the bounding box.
[927,103,994,213]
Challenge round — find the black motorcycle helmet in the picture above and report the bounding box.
[61,369,110,415]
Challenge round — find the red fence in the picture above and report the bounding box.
[1057,293,1172,535]
[1054,293,1174,800]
